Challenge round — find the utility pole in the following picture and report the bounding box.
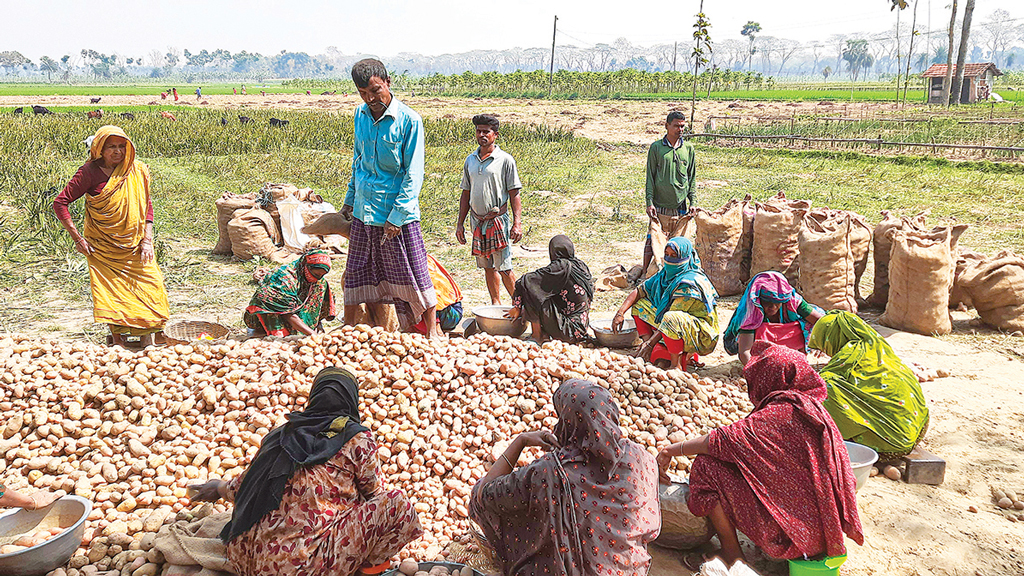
[548,15,558,97]
[672,41,678,72]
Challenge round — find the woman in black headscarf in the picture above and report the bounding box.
[189,367,422,576]
[506,235,594,343]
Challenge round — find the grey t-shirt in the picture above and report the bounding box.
[461,145,523,217]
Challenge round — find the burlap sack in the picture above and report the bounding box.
[595,264,630,292]
[694,200,745,296]
[868,210,928,307]
[646,213,696,279]
[227,207,293,264]
[950,250,987,310]
[739,195,755,282]
[809,208,871,300]
[750,195,811,285]
[302,211,353,239]
[260,182,298,202]
[879,227,954,336]
[154,512,234,574]
[960,250,1024,332]
[213,193,256,255]
[351,302,400,332]
[798,215,857,313]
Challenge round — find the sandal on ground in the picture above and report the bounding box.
[682,552,708,572]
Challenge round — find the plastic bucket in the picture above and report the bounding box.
[788,554,848,576]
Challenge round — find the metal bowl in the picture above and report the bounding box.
[591,317,639,349]
[844,441,879,492]
[0,496,92,576]
[472,305,527,338]
[383,561,485,576]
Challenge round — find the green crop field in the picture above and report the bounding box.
[0,83,316,97]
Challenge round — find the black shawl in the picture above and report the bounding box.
[514,235,594,343]
[220,367,368,543]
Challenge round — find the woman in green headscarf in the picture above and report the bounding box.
[808,311,929,458]
[613,237,719,370]
[244,247,336,337]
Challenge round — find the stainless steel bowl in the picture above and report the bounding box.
[844,441,879,492]
[0,495,92,576]
[591,317,639,349]
[472,305,527,338]
[383,561,484,576]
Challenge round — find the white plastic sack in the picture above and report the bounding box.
[277,196,312,251]
[699,558,761,576]
[310,201,336,213]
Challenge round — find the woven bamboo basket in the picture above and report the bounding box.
[164,320,231,345]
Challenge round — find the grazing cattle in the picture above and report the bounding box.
[160,111,177,121]
[220,117,228,126]
[87,110,103,119]
[13,107,22,114]
[90,97,101,104]
[119,112,135,120]
[269,118,289,127]
[32,105,52,115]
[238,115,252,124]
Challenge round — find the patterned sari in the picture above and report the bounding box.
[244,249,336,336]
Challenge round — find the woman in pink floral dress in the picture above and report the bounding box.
[190,367,422,576]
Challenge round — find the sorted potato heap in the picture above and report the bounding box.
[0,327,751,574]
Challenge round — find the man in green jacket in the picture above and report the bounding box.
[637,111,697,281]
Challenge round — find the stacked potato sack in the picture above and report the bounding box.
[0,328,752,576]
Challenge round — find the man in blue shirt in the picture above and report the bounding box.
[341,59,438,335]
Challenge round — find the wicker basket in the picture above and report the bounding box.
[443,537,499,575]
[164,320,231,344]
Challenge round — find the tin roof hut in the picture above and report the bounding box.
[921,63,1002,104]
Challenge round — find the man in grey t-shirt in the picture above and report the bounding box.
[455,114,523,305]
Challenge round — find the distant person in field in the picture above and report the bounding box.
[172,88,178,101]
[196,87,202,99]
[341,58,437,335]
[241,85,246,95]
[633,111,697,284]
[454,114,523,305]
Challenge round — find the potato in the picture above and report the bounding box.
[998,497,1013,509]
[883,465,902,481]
[399,559,419,575]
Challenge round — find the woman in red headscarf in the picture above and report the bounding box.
[657,341,863,568]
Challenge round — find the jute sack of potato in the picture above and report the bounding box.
[213,193,257,255]
[879,227,955,335]
[950,250,987,310]
[227,207,294,264]
[302,211,353,239]
[739,195,755,283]
[808,208,871,300]
[694,200,745,296]
[646,213,696,279]
[750,194,811,285]
[798,214,857,313]
[868,210,928,307]
[959,250,1024,332]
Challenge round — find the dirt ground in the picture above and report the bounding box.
[0,92,909,145]
[4,93,1024,575]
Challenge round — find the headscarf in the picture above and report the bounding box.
[808,311,929,456]
[689,342,863,559]
[641,237,717,323]
[512,236,594,343]
[89,125,139,194]
[723,271,817,355]
[247,247,333,317]
[470,379,661,576]
[220,367,368,543]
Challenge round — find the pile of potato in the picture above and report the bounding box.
[0,326,752,575]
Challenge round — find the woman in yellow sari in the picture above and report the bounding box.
[53,125,169,346]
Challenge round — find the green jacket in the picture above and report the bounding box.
[645,137,696,211]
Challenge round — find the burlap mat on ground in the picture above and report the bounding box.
[154,511,235,576]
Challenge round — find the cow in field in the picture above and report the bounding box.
[32,105,53,115]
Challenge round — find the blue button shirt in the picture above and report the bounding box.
[344,97,425,227]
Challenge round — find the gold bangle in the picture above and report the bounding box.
[500,454,514,469]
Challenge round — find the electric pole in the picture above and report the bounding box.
[549,15,558,97]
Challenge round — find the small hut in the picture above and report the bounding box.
[921,63,1002,104]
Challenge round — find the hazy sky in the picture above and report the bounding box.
[4,0,1021,62]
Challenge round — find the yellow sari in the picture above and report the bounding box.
[84,126,169,332]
